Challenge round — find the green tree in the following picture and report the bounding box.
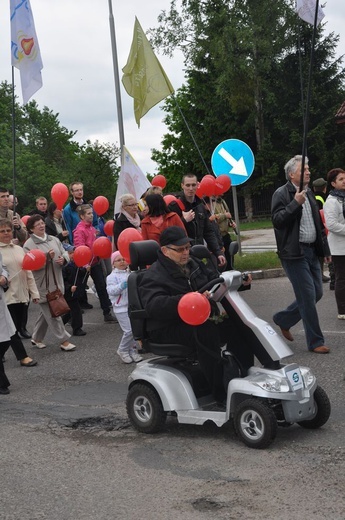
[150,0,345,196]
[0,81,121,215]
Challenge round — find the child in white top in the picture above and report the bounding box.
[106,251,142,364]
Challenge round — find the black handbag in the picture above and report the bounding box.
[45,258,70,318]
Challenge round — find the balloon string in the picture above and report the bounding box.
[82,257,93,283]
[9,269,22,280]
[73,267,79,286]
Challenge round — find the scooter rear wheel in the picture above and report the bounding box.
[127,383,167,434]
[297,385,331,429]
[234,398,277,449]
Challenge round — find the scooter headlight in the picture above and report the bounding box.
[300,367,315,388]
[254,377,289,393]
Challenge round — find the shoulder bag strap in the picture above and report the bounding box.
[50,258,59,290]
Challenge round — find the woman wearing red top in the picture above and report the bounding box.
[141,194,186,243]
[73,205,115,323]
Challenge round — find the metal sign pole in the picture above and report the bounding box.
[232,186,241,254]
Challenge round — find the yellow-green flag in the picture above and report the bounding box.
[122,17,174,127]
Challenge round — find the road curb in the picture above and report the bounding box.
[250,268,286,280]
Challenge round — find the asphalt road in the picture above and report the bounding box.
[1,278,345,520]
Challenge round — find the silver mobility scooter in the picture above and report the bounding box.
[126,240,331,449]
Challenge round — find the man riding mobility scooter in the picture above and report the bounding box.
[126,239,331,449]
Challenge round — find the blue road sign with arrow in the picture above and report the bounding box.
[211,139,255,187]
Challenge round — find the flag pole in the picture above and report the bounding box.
[11,66,17,222]
[108,0,125,152]
[299,0,320,191]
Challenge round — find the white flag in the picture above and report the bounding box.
[114,147,151,215]
[296,0,325,26]
[10,0,43,104]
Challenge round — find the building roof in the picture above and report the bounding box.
[335,100,345,125]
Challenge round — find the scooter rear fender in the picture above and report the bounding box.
[128,359,200,411]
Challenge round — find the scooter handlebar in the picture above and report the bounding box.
[197,277,224,294]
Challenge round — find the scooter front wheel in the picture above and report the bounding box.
[234,399,277,449]
[127,383,167,434]
[297,385,331,429]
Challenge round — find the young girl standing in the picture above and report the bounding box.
[106,251,142,364]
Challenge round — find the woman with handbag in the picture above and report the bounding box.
[23,215,76,351]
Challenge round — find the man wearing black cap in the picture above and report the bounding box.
[138,226,267,401]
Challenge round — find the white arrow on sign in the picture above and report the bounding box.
[218,147,248,176]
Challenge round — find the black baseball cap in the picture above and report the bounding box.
[160,226,192,247]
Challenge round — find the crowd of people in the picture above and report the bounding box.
[1,159,343,396]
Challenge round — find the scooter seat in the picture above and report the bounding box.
[143,340,195,358]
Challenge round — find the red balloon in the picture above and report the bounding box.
[21,215,30,226]
[117,228,143,263]
[178,292,211,326]
[175,198,186,211]
[196,184,204,198]
[93,196,109,216]
[22,249,46,271]
[163,194,177,206]
[199,175,216,197]
[151,175,167,189]
[92,237,112,259]
[73,245,92,267]
[103,220,115,236]
[214,174,231,196]
[51,183,69,210]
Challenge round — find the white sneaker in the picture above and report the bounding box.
[130,349,143,363]
[31,339,46,349]
[338,314,345,320]
[60,343,76,351]
[117,351,133,364]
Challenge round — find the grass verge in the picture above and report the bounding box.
[238,219,272,231]
[234,251,281,271]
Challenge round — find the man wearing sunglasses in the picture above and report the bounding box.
[138,226,255,401]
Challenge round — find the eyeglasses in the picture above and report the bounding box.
[125,203,138,207]
[166,245,191,253]
[0,228,12,233]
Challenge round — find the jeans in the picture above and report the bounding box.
[273,245,324,351]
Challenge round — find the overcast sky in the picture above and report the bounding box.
[1,0,345,175]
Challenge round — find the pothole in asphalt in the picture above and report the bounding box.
[192,497,226,511]
[64,414,131,432]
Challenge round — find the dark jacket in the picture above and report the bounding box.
[168,195,223,257]
[113,214,139,249]
[62,261,87,302]
[45,216,68,242]
[138,250,217,332]
[28,208,47,218]
[313,190,326,210]
[271,181,330,260]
